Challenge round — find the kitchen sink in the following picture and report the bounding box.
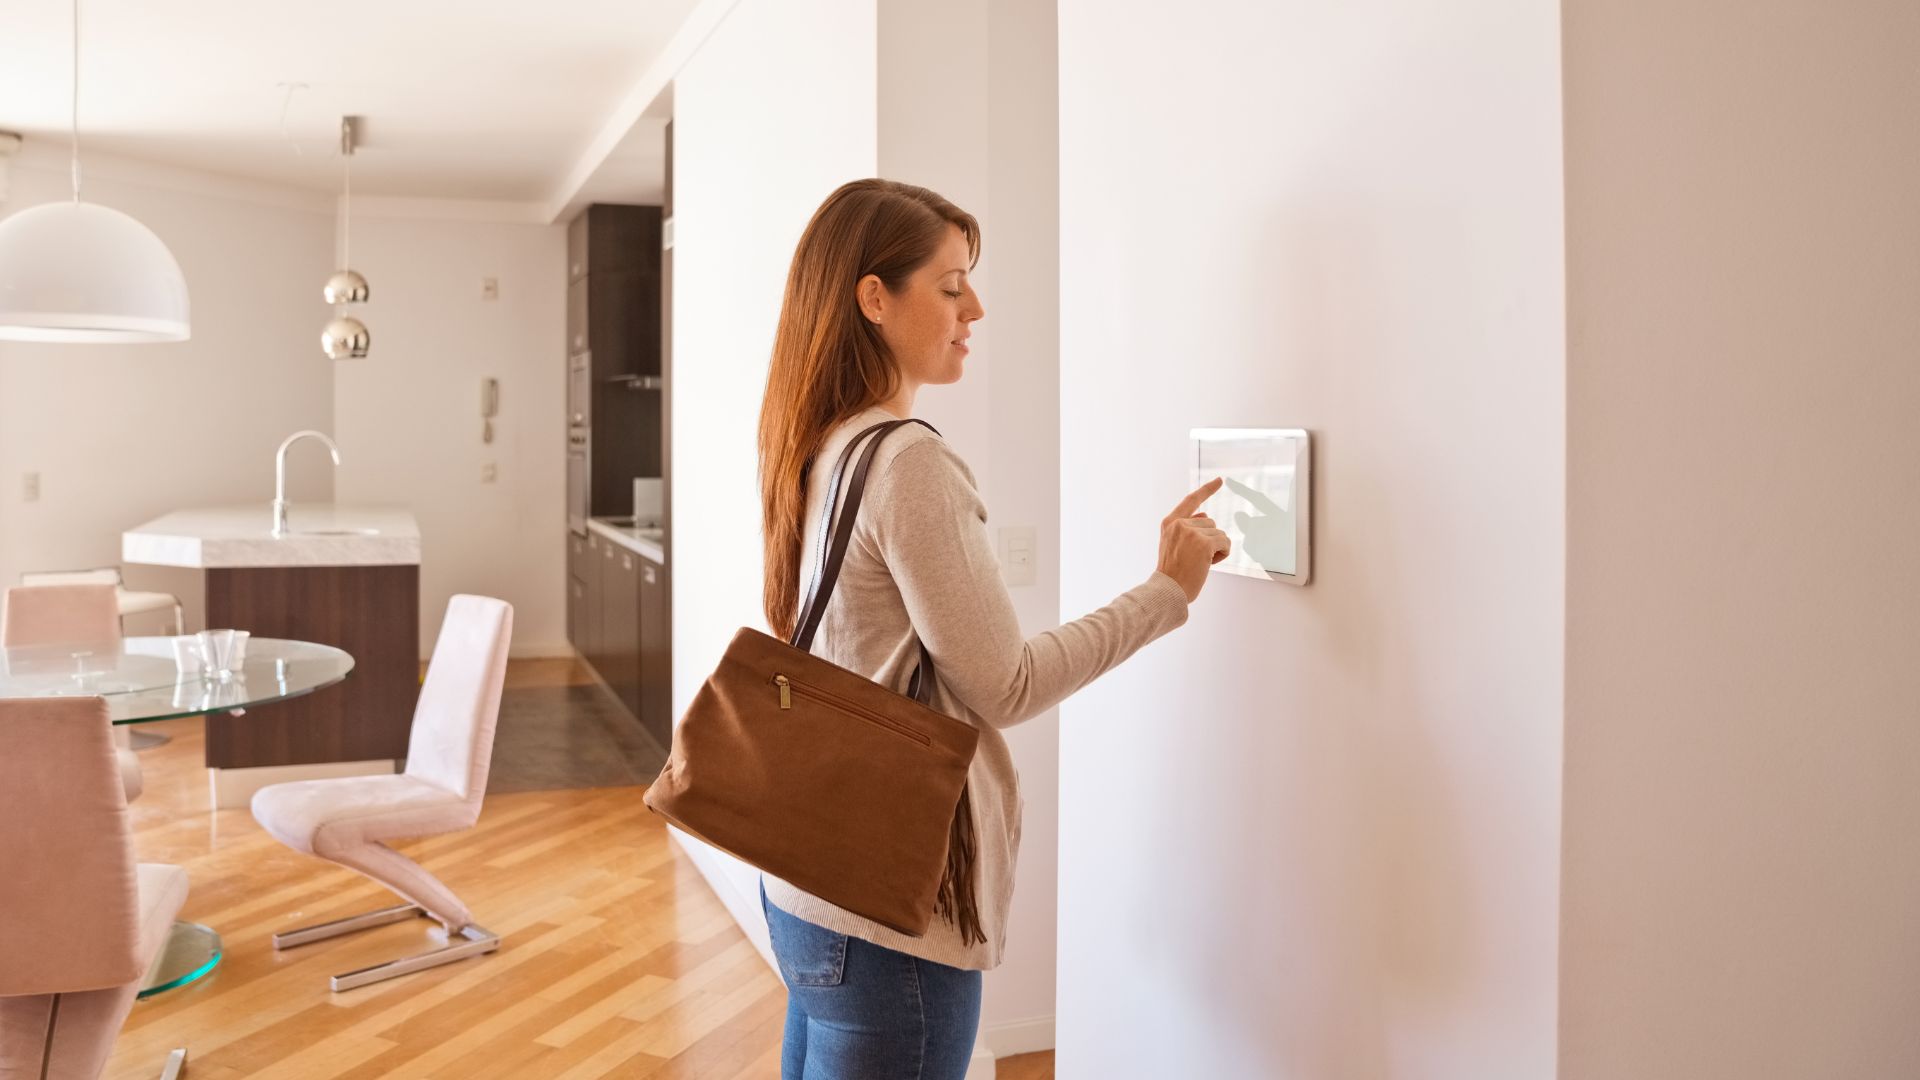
[290,527,381,537]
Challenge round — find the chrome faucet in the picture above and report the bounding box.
[271,430,341,538]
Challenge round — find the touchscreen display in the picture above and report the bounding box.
[1191,428,1311,585]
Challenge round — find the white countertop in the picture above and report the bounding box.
[587,518,665,565]
[123,505,422,569]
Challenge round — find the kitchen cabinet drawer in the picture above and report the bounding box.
[567,531,587,581]
[582,533,605,668]
[599,542,642,719]
[638,558,671,747]
[567,574,587,654]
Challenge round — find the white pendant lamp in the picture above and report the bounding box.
[322,116,369,359]
[0,0,190,343]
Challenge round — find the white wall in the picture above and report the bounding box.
[878,0,1065,1056]
[0,148,334,623]
[330,212,566,656]
[1559,2,1920,1075]
[667,0,878,955]
[1054,2,1565,1077]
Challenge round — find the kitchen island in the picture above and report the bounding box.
[124,505,420,807]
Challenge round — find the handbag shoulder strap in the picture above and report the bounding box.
[791,416,941,703]
[793,424,879,637]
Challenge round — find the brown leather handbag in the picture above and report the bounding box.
[644,419,981,939]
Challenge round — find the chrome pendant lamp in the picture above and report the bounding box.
[0,0,191,343]
[321,115,369,359]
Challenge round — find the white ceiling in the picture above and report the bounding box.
[0,0,698,207]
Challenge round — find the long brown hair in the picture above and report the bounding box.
[758,179,980,640]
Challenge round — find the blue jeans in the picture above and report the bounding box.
[761,881,982,1080]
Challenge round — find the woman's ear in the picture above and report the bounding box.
[856,274,887,326]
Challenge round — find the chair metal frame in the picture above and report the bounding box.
[270,902,500,992]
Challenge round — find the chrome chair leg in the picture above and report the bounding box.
[272,902,427,949]
[328,924,500,992]
[271,903,499,991]
[159,1047,187,1079]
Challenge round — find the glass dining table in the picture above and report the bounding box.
[0,635,355,996]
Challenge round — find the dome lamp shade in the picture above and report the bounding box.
[0,199,191,344]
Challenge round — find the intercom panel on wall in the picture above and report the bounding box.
[1190,428,1312,586]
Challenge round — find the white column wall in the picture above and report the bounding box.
[1054,2,1566,1076]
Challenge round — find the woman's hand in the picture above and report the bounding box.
[1158,478,1233,603]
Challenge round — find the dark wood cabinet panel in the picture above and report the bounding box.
[590,384,644,519]
[568,203,664,522]
[604,545,642,719]
[579,205,655,277]
[204,564,419,769]
[587,269,660,381]
[638,557,670,747]
[583,532,604,669]
[566,193,670,742]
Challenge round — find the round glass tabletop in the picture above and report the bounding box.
[0,636,355,723]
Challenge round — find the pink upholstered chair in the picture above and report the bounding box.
[19,569,187,751]
[251,594,513,991]
[0,697,188,1080]
[1,583,122,648]
[18,567,185,636]
[0,584,143,802]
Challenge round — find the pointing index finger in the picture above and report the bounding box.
[1172,477,1224,519]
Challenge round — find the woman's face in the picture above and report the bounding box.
[859,224,985,389]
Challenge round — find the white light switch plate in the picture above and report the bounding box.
[1000,525,1037,587]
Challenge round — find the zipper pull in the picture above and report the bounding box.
[773,674,791,710]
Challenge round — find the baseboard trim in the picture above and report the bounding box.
[982,1016,1056,1059]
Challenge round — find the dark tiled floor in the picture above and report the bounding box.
[488,684,668,792]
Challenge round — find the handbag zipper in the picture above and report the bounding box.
[772,673,932,746]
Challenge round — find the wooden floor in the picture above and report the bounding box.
[109,658,1054,1079]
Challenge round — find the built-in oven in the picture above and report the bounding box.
[567,352,590,534]
[567,352,590,429]
[567,432,588,535]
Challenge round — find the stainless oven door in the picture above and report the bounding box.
[567,436,588,535]
[568,352,591,429]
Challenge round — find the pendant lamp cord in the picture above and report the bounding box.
[70,0,81,201]
[340,118,352,276]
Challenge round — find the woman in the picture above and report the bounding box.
[756,178,1229,1080]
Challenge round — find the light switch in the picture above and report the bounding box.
[1000,526,1036,587]
[481,277,499,301]
[21,471,39,502]
[480,462,497,484]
